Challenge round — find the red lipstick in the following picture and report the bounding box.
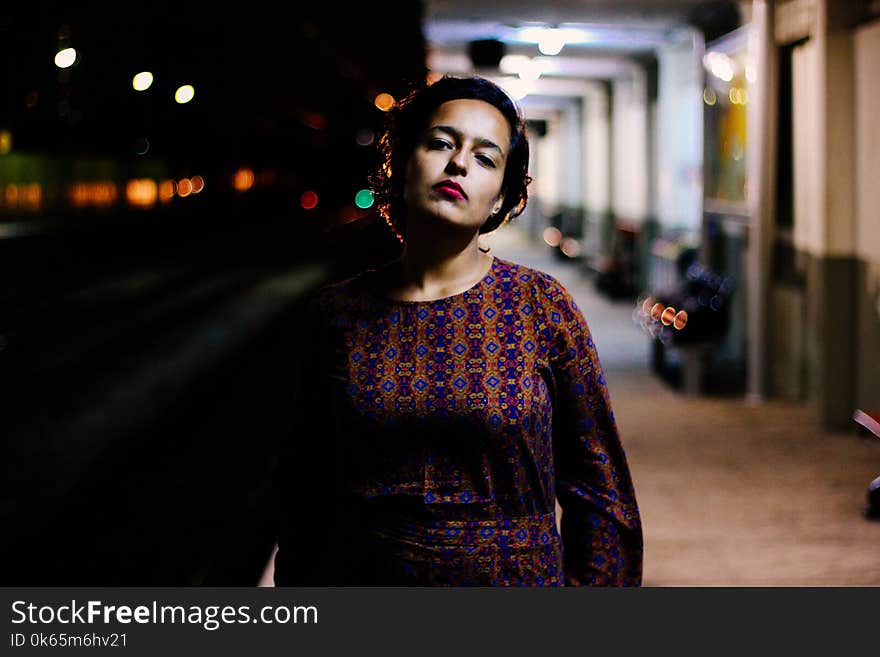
[433,180,467,200]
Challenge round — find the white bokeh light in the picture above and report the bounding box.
[174,85,195,104]
[132,71,154,91]
[54,48,77,69]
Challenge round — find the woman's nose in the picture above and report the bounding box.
[445,150,467,175]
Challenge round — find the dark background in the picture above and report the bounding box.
[1,1,425,584]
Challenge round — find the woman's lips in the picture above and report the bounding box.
[433,183,466,200]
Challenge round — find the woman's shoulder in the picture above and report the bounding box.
[309,265,375,303]
[493,256,575,307]
[296,270,363,326]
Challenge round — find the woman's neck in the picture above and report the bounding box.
[374,243,492,302]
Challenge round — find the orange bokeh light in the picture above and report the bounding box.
[159,180,175,202]
[2,183,42,211]
[68,181,118,208]
[125,179,158,208]
[374,92,395,112]
[673,310,688,330]
[177,178,193,197]
[542,226,562,247]
[234,168,255,192]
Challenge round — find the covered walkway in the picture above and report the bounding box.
[488,226,880,586]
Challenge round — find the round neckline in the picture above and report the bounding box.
[362,255,498,305]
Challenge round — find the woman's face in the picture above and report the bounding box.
[402,98,509,234]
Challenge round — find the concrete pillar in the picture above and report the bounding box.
[611,70,649,226]
[582,86,611,263]
[583,87,610,218]
[807,0,859,429]
[853,18,880,413]
[745,0,777,403]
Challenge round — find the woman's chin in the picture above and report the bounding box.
[417,209,483,233]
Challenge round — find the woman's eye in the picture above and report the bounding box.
[476,154,496,168]
[428,138,452,149]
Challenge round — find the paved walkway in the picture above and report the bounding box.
[486,225,880,586]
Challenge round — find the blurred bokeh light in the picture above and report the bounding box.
[174,85,195,104]
[54,47,77,69]
[374,92,395,111]
[132,71,154,91]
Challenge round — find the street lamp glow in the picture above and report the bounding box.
[174,85,195,104]
[132,71,153,91]
[54,48,77,69]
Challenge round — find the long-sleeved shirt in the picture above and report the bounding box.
[274,254,642,586]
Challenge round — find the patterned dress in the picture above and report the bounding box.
[274,255,642,586]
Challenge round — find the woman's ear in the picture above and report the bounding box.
[492,194,504,215]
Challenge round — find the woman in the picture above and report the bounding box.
[274,76,642,586]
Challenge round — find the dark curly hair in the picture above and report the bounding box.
[369,75,531,245]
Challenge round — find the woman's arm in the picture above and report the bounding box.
[539,275,643,586]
